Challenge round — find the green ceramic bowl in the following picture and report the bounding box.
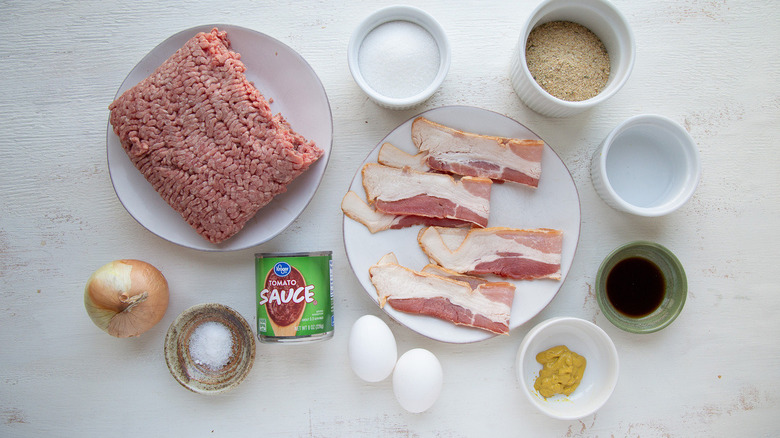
[595,241,687,334]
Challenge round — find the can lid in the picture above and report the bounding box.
[255,251,332,258]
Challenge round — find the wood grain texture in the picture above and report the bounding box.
[1,0,779,436]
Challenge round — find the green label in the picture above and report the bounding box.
[255,255,334,338]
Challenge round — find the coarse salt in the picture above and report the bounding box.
[189,321,234,370]
[358,20,440,99]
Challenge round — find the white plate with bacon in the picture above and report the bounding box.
[342,106,580,343]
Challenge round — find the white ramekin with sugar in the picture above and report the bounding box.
[348,5,451,110]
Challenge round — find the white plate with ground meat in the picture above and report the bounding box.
[107,24,332,251]
[343,106,581,343]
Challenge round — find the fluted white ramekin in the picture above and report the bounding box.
[510,0,635,117]
[591,114,701,216]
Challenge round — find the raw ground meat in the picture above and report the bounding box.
[108,28,323,244]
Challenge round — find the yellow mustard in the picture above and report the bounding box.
[533,345,587,398]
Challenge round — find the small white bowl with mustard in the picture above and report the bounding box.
[516,317,619,420]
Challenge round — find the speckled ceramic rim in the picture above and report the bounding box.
[164,303,256,395]
[510,0,636,117]
[347,5,451,110]
[595,241,688,334]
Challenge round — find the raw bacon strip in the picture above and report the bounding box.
[421,264,490,289]
[341,191,471,233]
[411,117,544,188]
[361,163,492,228]
[424,226,472,251]
[377,142,431,172]
[369,253,515,335]
[417,226,563,280]
[420,264,518,313]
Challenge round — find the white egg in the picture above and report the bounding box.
[348,315,398,382]
[392,348,443,413]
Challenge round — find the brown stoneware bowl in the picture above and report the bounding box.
[164,303,256,394]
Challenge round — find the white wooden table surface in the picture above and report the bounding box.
[2,1,778,436]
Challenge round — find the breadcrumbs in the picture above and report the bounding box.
[525,21,610,102]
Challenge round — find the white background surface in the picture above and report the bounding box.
[1,1,778,436]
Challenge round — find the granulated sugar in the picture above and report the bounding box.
[189,321,234,370]
[525,21,610,102]
[358,20,440,98]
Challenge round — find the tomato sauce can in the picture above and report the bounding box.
[255,251,334,343]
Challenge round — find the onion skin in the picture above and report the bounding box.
[84,259,169,338]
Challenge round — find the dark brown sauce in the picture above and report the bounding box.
[606,257,665,317]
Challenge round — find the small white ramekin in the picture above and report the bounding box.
[510,0,635,117]
[591,114,701,217]
[516,317,619,420]
[347,5,451,110]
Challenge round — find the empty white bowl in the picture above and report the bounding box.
[591,114,701,216]
[516,317,619,420]
[348,5,451,110]
[509,0,635,117]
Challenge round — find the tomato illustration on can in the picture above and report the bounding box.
[255,251,334,343]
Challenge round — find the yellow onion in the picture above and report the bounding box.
[84,259,169,338]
